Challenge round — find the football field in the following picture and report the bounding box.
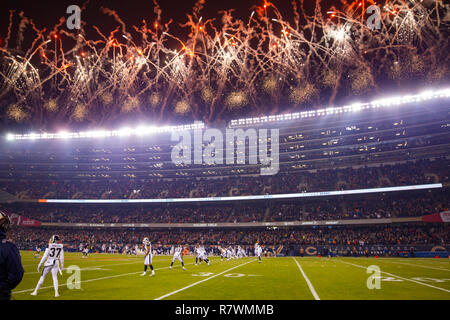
[12,251,450,300]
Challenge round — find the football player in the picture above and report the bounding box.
[199,245,210,266]
[31,235,64,297]
[219,246,226,260]
[141,238,155,276]
[195,244,203,265]
[34,245,42,259]
[82,243,89,258]
[255,242,262,263]
[237,245,245,258]
[169,245,186,270]
[226,246,232,260]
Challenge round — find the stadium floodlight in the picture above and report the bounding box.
[58,131,70,139]
[117,127,133,137]
[135,126,149,136]
[228,87,450,127]
[5,121,205,141]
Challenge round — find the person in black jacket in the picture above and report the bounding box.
[0,211,24,300]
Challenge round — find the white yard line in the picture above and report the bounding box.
[292,258,320,300]
[22,255,178,274]
[13,263,193,294]
[154,259,256,300]
[337,259,450,293]
[23,260,144,275]
[378,260,450,272]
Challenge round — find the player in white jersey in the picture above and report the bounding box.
[227,246,236,259]
[169,245,186,270]
[226,246,232,260]
[237,246,244,258]
[31,235,64,297]
[255,242,262,263]
[141,238,155,276]
[34,245,42,258]
[194,245,202,265]
[199,245,210,265]
[219,246,226,260]
[82,243,89,258]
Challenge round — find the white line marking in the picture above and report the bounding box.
[23,260,143,275]
[292,258,320,300]
[154,259,256,300]
[380,260,450,272]
[13,263,193,294]
[337,260,450,293]
[22,255,176,275]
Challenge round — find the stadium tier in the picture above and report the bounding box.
[8,223,449,257]
[2,96,449,182]
[2,0,449,303]
[1,189,448,224]
[1,90,449,257]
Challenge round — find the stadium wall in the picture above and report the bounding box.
[37,216,424,229]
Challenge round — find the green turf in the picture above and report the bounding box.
[12,251,450,300]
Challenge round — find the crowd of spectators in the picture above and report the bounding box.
[0,158,448,200]
[8,224,449,250]
[3,190,447,224]
[266,191,448,221]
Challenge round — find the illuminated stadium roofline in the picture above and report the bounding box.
[5,87,450,141]
[37,183,442,204]
[229,87,450,127]
[6,121,205,141]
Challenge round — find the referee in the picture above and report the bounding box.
[0,211,24,300]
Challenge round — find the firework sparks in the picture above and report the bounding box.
[174,99,191,115]
[0,0,447,126]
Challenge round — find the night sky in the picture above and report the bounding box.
[0,1,317,39]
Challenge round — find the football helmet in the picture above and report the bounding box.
[143,237,150,245]
[0,210,11,233]
[50,235,60,244]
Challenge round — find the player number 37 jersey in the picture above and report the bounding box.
[43,243,64,267]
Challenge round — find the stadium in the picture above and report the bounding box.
[0,0,449,305]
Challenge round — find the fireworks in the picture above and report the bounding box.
[201,87,214,103]
[148,92,161,108]
[101,93,114,106]
[225,91,248,110]
[321,70,340,88]
[174,99,191,115]
[122,96,140,113]
[0,0,447,126]
[73,104,88,121]
[289,83,317,105]
[350,68,375,93]
[44,98,58,112]
[6,104,27,122]
[263,76,278,94]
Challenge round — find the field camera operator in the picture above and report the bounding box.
[0,211,24,300]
